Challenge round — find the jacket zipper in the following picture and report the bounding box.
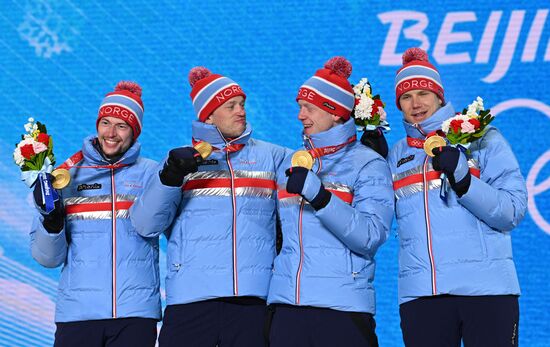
[294,137,322,304]
[412,123,438,295]
[226,151,239,296]
[295,200,305,304]
[110,167,117,318]
[422,156,437,295]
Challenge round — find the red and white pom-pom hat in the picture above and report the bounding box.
[97,81,144,140]
[395,48,445,110]
[188,67,246,122]
[296,57,355,120]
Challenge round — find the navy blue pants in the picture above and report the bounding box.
[54,317,158,347]
[400,295,519,347]
[159,298,267,347]
[268,304,378,347]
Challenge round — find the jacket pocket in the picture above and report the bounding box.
[166,235,182,278]
[477,220,488,259]
[350,252,369,289]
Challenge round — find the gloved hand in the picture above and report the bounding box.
[360,128,388,158]
[432,146,471,197]
[159,147,201,187]
[33,174,64,233]
[285,167,331,210]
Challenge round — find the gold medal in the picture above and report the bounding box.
[423,135,447,157]
[194,141,213,159]
[51,168,71,189]
[291,150,314,170]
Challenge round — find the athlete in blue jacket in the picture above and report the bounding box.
[131,67,287,347]
[267,57,394,347]
[30,82,161,347]
[388,48,527,347]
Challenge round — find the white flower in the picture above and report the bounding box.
[28,117,34,123]
[476,96,484,110]
[353,78,369,95]
[13,147,25,166]
[467,97,484,114]
[355,97,374,120]
[442,119,451,133]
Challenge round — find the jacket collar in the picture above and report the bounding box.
[191,120,252,150]
[304,117,356,150]
[403,102,455,139]
[82,135,140,166]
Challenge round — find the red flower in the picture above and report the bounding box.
[37,133,49,145]
[371,103,379,116]
[354,98,360,106]
[20,144,35,159]
[449,119,464,133]
[374,99,384,107]
[469,118,480,129]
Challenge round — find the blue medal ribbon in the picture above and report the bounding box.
[21,157,59,213]
[38,171,59,213]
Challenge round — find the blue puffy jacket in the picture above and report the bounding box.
[131,121,287,305]
[388,103,527,305]
[30,135,161,322]
[267,119,394,314]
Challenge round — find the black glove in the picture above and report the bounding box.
[159,147,201,187]
[360,128,388,158]
[285,167,331,210]
[432,146,471,197]
[33,174,64,233]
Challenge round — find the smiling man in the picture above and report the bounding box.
[266,57,394,347]
[30,81,161,347]
[388,48,527,347]
[131,67,287,347]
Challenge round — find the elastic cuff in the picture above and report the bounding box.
[309,187,332,211]
[451,172,471,198]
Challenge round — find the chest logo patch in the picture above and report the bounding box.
[77,183,102,191]
[397,155,415,168]
[199,159,219,166]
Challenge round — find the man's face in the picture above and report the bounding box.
[205,96,246,138]
[97,116,133,159]
[297,100,341,136]
[399,90,442,124]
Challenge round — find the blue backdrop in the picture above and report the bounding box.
[1,1,549,346]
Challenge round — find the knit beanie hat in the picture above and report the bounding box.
[189,67,246,122]
[97,81,144,140]
[296,56,355,120]
[395,48,445,110]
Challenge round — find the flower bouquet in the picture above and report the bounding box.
[442,96,494,149]
[352,77,390,132]
[433,97,494,201]
[14,118,60,213]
